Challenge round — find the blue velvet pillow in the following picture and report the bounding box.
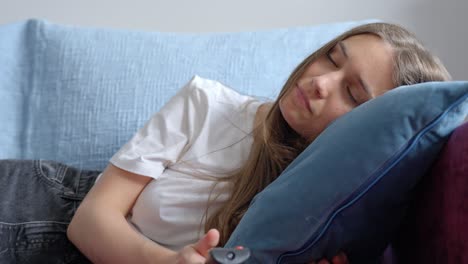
[0,19,372,170]
[225,82,468,263]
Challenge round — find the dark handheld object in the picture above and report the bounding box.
[206,247,251,264]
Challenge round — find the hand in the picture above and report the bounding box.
[308,252,348,264]
[174,229,220,264]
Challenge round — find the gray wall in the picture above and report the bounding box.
[1,0,467,79]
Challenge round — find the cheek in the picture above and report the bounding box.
[279,96,293,122]
[325,105,352,123]
[279,94,304,132]
[279,90,294,113]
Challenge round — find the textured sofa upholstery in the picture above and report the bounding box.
[0,19,369,170]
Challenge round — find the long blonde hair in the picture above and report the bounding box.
[204,22,451,245]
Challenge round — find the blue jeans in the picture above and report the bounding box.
[0,160,101,263]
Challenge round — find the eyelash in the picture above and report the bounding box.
[326,50,338,68]
[347,86,359,105]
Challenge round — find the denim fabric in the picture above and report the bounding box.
[0,160,100,263]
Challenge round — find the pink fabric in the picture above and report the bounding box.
[392,121,468,263]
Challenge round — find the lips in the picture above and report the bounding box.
[295,84,312,113]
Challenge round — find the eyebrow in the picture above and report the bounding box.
[338,41,373,98]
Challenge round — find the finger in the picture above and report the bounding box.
[192,229,220,258]
[331,252,348,264]
[318,259,329,264]
[338,252,348,263]
[331,255,342,264]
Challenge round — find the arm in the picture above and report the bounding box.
[67,164,177,264]
[68,77,215,263]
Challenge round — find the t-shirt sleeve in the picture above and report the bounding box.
[110,76,210,179]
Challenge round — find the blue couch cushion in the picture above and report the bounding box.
[0,19,372,170]
[225,82,468,263]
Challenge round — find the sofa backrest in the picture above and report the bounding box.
[392,121,468,263]
[0,19,370,170]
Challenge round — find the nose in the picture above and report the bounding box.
[302,72,341,99]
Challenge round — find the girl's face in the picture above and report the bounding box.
[279,34,394,141]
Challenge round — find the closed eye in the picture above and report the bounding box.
[347,86,359,105]
[326,50,338,68]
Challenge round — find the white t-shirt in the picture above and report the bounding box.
[109,76,263,250]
